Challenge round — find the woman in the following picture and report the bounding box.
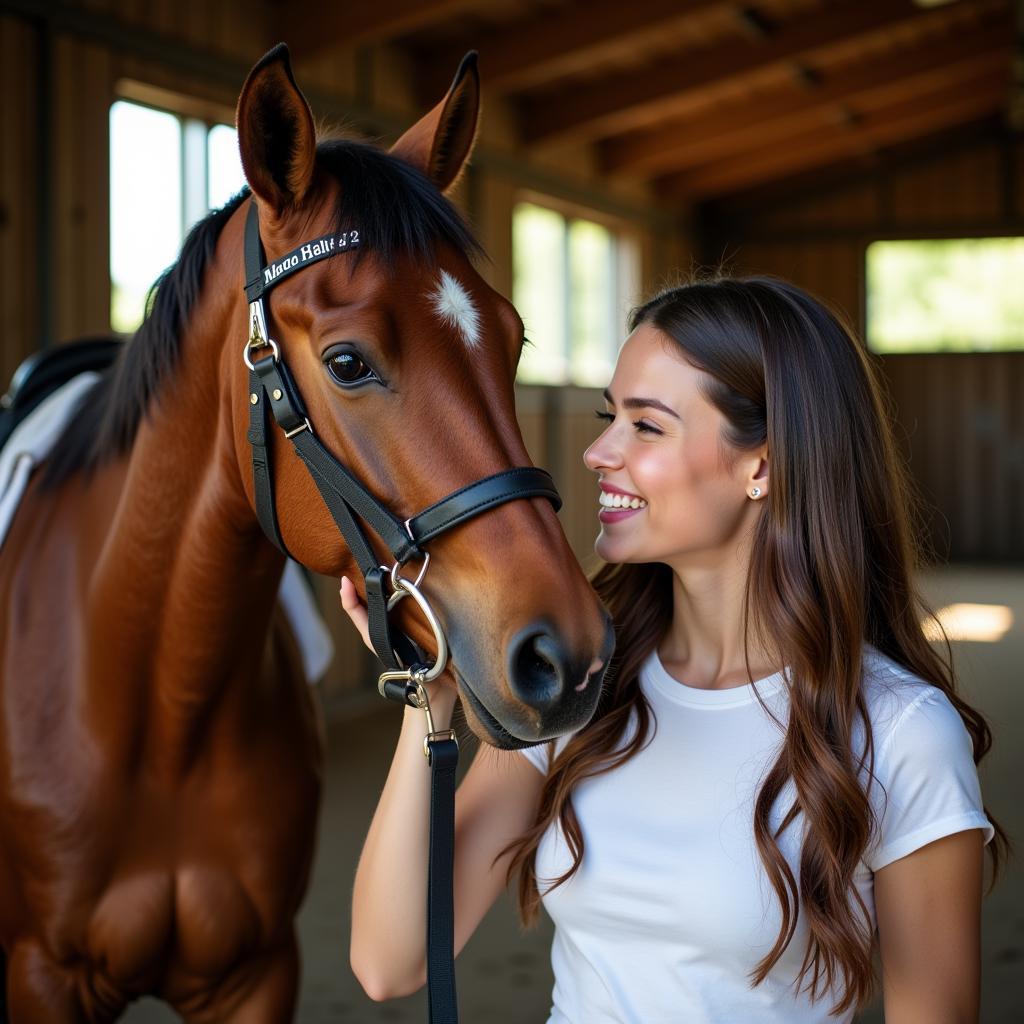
[344,276,1006,1022]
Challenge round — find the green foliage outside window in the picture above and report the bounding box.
[866,238,1024,353]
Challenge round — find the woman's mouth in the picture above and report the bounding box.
[598,489,647,523]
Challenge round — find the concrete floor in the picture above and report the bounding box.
[124,565,1023,1023]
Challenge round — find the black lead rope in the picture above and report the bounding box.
[242,200,561,1024]
[427,734,459,1023]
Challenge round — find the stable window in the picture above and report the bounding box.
[110,98,245,333]
[513,201,638,386]
[865,238,1024,353]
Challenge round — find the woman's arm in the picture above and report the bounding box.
[343,579,546,1001]
[874,828,985,1024]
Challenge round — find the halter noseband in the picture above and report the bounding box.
[241,199,562,689]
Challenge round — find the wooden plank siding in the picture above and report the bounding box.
[701,125,1024,563]
[0,14,40,371]
[50,35,113,343]
[878,353,1024,563]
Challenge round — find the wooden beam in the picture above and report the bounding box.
[520,0,967,145]
[282,0,479,57]
[700,116,1004,218]
[658,74,1008,199]
[417,0,726,99]
[601,22,1010,176]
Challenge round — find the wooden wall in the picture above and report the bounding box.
[702,123,1024,563]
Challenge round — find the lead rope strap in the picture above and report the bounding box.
[426,733,459,1024]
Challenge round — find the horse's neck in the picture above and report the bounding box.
[88,310,286,763]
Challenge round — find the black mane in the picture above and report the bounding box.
[41,139,480,489]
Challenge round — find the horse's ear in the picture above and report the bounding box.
[236,43,316,215]
[390,52,480,194]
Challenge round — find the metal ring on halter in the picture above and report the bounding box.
[383,574,449,683]
[243,335,281,371]
[389,551,430,593]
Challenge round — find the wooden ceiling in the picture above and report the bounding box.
[283,0,1016,203]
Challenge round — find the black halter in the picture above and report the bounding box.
[242,199,558,1023]
[242,200,560,674]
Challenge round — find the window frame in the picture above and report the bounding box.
[109,81,243,333]
[513,191,640,387]
[861,231,1024,355]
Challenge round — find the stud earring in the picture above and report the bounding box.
[750,487,761,499]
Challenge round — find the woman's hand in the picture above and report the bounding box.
[339,576,454,709]
[339,576,372,650]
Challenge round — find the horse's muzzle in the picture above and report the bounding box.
[455,614,614,748]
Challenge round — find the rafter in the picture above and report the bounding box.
[601,22,1010,176]
[282,0,479,58]
[417,0,726,100]
[657,73,1008,200]
[520,0,963,145]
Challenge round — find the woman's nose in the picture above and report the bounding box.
[584,430,621,472]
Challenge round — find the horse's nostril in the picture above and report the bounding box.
[508,628,567,711]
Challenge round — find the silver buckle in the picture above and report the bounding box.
[244,300,280,370]
[285,418,313,439]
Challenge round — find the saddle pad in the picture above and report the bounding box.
[0,371,100,550]
[0,372,333,683]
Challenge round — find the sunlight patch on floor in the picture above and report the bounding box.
[922,603,1015,643]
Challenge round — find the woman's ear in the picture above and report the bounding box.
[236,43,316,216]
[389,51,480,194]
[747,449,769,499]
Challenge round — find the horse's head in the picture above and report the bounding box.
[228,45,612,748]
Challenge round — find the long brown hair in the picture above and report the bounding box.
[504,275,1008,1016]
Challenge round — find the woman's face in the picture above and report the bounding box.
[583,323,765,567]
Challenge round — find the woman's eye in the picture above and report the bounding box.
[634,419,661,435]
[325,350,376,387]
[594,410,614,423]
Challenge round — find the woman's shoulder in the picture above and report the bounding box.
[858,643,973,770]
[857,644,992,869]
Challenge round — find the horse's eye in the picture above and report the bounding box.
[325,349,376,387]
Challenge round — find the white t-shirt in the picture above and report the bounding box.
[519,645,993,1024]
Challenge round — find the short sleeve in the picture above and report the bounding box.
[866,689,994,872]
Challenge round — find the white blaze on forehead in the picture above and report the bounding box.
[429,270,481,349]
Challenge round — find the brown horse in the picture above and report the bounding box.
[0,46,612,1022]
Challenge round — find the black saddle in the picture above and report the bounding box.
[0,337,124,453]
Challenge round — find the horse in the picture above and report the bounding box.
[0,44,613,1022]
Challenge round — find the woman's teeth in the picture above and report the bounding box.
[599,491,648,510]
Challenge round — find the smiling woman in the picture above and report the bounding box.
[345,274,1006,1024]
